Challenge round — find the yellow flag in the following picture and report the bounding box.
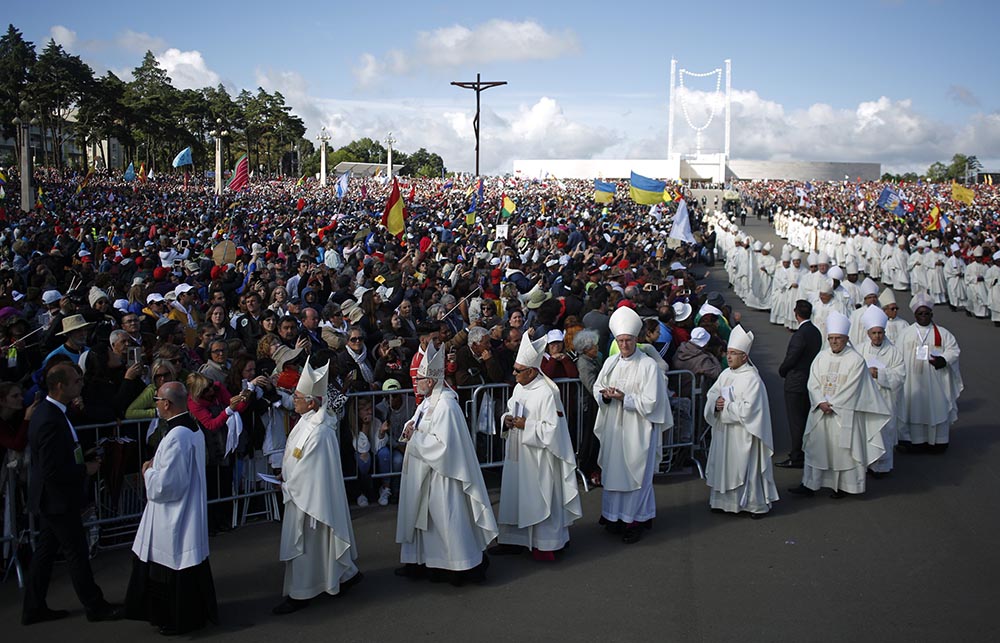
[952,182,974,205]
[594,190,613,204]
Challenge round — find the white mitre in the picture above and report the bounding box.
[608,306,642,339]
[417,340,446,381]
[728,324,754,354]
[861,305,888,331]
[826,311,851,337]
[296,359,330,399]
[515,330,547,369]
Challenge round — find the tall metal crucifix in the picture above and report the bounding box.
[450,73,507,176]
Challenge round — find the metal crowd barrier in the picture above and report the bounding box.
[2,368,705,587]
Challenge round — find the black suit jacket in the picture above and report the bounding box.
[778,320,822,393]
[27,399,88,515]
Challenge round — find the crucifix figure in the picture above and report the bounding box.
[451,73,507,176]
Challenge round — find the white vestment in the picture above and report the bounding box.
[132,419,209,570]
[396,388,498,570]
[897,322,963,445]
[944,255,967,310]
[745,253,775,310]
[985,265,1000,322]
[768,263,791,325]
[859,339,906,473]
[964,262,989,317]
[497,375,582,550]
[802,346,891,494]
[592,350,672,524]
[280,408,359,600]
[703,363,779,514]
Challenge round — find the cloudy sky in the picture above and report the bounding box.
[10,0,1000,174]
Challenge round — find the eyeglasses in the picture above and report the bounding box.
[153,396,166,402]
[513,366,531,374]
[211,349,226,354]
[153,372,169,380]
[348,337,363,343]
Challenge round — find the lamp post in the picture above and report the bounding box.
[385,132,395,181]
[317,126,331,187]
[209,118,229,196]
[11,99,36,213]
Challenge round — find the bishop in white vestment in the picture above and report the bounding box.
[593,307,672,544]
[897,294,963,452]
[396,342,498,584]
[857,306,906,475]
[274,360,360,615]
[703,325,779,516]
[492,331,582,558]
[792,311,891,498]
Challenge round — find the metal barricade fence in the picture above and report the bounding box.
[2,370,706,581]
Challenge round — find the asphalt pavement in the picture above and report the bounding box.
[3,213,998,642]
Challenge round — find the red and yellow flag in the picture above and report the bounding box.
[381,177,406,238]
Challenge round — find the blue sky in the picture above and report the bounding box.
[9,0,1000,173]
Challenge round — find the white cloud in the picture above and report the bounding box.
[355,19,579,87]
[49,25,77,50]
[117,29,168,54]
[156,48,220,90]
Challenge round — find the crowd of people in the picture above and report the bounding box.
[0,166,981,634]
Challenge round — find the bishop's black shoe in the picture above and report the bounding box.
[787,484,814,497]
[272,597,310,615]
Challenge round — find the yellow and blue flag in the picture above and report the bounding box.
[594,179,616,204]
[629,172,666,205]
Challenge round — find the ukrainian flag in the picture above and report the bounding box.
[594,179,616,204]
[629,172,666,205]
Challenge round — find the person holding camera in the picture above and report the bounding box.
[22,362,123,625]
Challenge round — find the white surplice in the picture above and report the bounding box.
[132,421,209,570]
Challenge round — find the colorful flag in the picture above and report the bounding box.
[0,169,6,185]
[172,147,193,168]
[442,178,454,190]
[76,167,95,194]
[924,205,941,231]
[138,162,147,183]
[296,175,306,188]
[594,179,616,204]
[381,177,406,238]
[336,171,350,199]
[500,194,516,218]
[465,198,477,226]
[227,154,250,191]
[36,186,43,209]
[951,182,974,205]
[0,186,5,200]
[876,186,906,216]
[629,171,666,205]
[124,162,136,182]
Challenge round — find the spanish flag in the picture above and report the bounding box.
[924,205,941,231]
[629,171,667,205]
[952,182,975,205]
[382,177,406,238]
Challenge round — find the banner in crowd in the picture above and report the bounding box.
[629,172,666,205]
[594,179,616,203]
[172,147,193,168]
[952,182,975,205]
[228,155,249,191]
[382,177,406,238]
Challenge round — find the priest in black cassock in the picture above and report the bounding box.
[125,381,217,636]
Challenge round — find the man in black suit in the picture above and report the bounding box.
[775,300,822,468]
[22,362,123,625]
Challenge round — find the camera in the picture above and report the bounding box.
[127,347,143,367]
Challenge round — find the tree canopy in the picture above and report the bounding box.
[0,22,447,177]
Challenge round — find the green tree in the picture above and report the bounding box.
[0,24,36,161]
[29,39,96,168]
[926,161,948,183]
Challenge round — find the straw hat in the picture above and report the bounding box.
[57,314,94,336]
